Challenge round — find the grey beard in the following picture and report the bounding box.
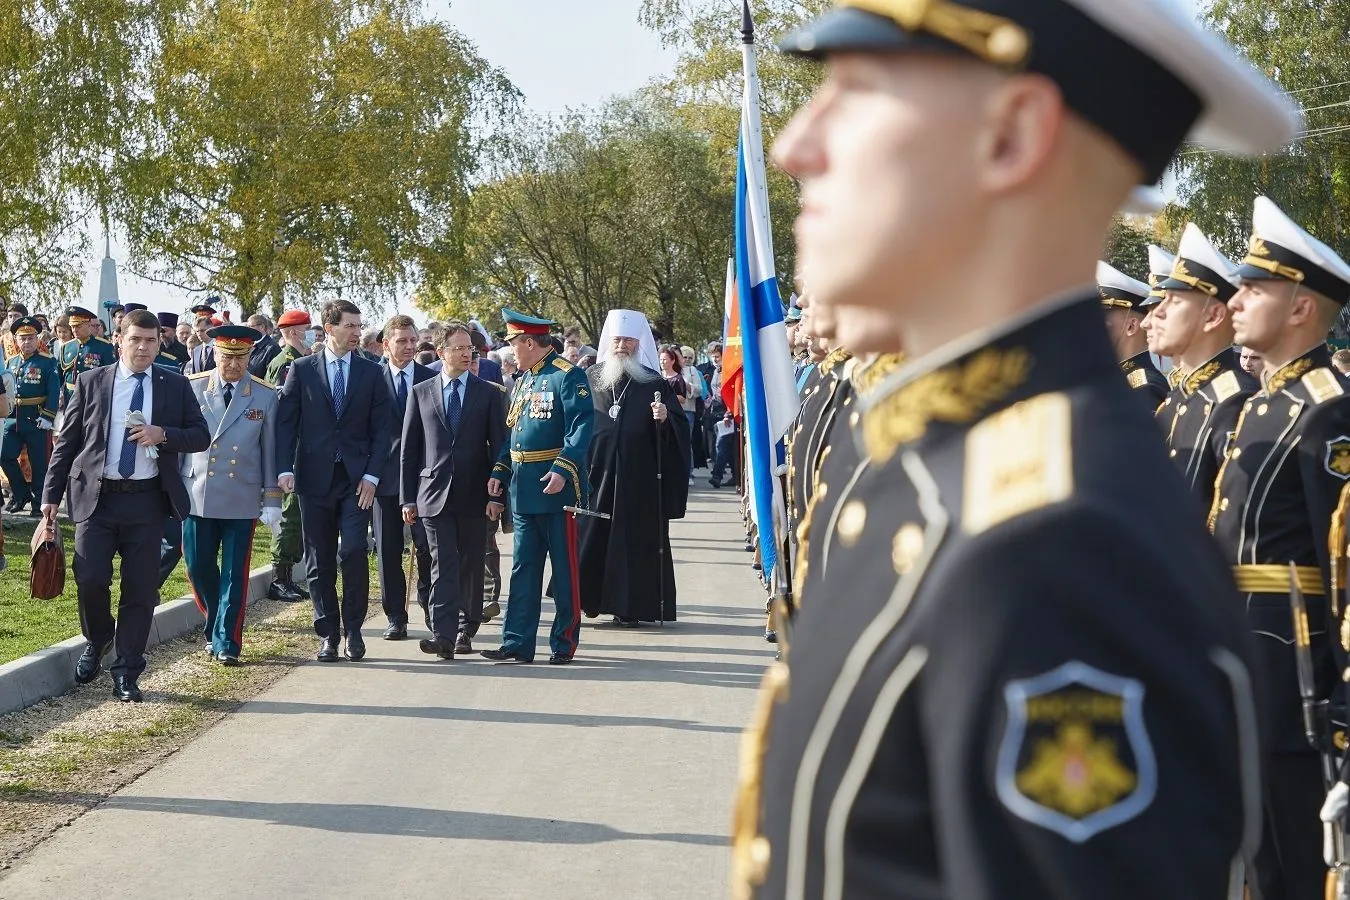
[596,354,656,391]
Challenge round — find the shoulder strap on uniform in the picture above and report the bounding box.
[1303,368,1345,405]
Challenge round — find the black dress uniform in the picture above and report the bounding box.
[786,348,851,599]
[738,296,1261,900]
[1155,348,1258,512]
[1209,195,1350,900]
[1119,350,1169,409]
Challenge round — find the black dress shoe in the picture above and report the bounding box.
[316,638,339,662]
[217,652,241,667]
[419,638,457,660]
[345,634,367,661]
[480,600,501,623]
[383,622,408,641]
[454,634,473,656]
[548,652,573,665]
[112,674,143,702]
[480,647,532,663]
[75,640,112,684]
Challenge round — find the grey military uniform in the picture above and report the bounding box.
[182,371,281,519]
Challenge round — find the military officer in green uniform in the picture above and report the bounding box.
[59,305,116,407]
[483,309,594,665]
[1,316,60,515]
[264,309,313,602]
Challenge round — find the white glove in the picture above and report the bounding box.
[259,506,283,536]
[36,419,52,431]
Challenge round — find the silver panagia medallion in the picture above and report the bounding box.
[608,403,622,420]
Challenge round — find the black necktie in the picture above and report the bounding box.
[223,382,233,408]
[447,379,462,436]
[397,371,409,408]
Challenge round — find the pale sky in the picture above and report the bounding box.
[87,0,680,320]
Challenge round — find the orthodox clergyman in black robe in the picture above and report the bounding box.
[578,309,690,624]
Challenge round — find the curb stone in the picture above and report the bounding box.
[0,566,272,716]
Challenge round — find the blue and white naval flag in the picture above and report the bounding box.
[735,0,799,580]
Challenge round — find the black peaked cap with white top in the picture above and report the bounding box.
[1236,196,1350,305]
[779,0,1301,183]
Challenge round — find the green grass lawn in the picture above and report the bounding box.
[0,520,273,667]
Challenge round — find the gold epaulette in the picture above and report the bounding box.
[189,370,212,380]
[90,335,112,346]
[250,374,272,387]
[1303,368,1345,405]
[551,357,574,372]
[1211,370,1241,402]
[37,351,54,359]
[963,392,1074,536]
[1126,368,1148,389]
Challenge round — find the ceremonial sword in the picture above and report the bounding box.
[1289,562,1350,898]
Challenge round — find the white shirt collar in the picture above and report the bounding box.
[440,369,469,390]
[117,362,150,379]
[388,360,413,377]
[325,348,351,367]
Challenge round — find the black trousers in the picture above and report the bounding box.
[1252,751,1326,900]
[298,463,372,641]
[372,495,431,626]
[423,511,488,640]
[73,489,169,678]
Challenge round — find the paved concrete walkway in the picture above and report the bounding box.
[0,485,767,899]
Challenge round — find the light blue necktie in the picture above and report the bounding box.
[332,358,346,419]
[118,372,146,478]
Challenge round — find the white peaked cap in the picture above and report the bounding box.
[1241,196,1350,299]
[1097,260,1151,300]
[1148,245,1177,282]
[1176,223,1238,285]
[597,309,660,372]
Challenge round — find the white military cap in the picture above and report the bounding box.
[780,0,1301,183]
[1097,261,1152,312]
[1142,245,1178,306]
[1236,196,1350,305]
[1159,223,1239,301]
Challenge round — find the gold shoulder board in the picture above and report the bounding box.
[1211,370,1241,403]
[250,374,272,387]
[189,370,213,380]
[552,357,574,372]
[1126,368,1148,389]
[1303,368,1345,404]
[963,392,1074,536]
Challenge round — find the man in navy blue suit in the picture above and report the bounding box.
[373,314,436,640]
[276,299,394,662]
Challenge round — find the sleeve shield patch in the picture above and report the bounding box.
[1326,436,1350,480]
[995,661,1156,843]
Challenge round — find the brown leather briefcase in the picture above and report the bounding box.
[29,518,65,600]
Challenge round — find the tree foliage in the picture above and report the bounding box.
[1172,0,1350,262]
[424,100,732,345]
[108,0,516,317]
[0,0,153,306]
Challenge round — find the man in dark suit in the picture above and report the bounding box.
[401,322,508,658]
[276,299,393,663]
[245,313,282,379]
[373,314,435,640]
[41,309,211,702]
[184,302,220,375]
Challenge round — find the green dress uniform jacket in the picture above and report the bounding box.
[491,351,594,513]
[60,335,116,405]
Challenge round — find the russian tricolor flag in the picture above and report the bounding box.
[735,0,799,580]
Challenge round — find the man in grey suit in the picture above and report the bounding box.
[182,326,283,665]
[41,309,211,701]
[401,322,508,658]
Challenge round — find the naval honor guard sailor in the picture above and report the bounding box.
[1098,261,1169,409]
[732,1,1300,898]
[1145,224,1257,512]
[183,325,283,665]
[1211,195,1350,900]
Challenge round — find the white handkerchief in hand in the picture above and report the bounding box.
[125,410,159,459]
